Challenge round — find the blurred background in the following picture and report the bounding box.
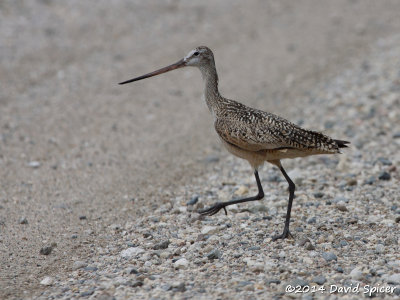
[1,0,400,297]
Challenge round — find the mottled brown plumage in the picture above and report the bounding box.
[213,98,343,166]
[119,46,349,240]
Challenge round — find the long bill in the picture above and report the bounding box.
[119,59,186,85]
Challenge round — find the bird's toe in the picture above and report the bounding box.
[198,202,227,216]
[271,230,293,241]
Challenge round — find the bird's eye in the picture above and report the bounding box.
[193,51,199,56]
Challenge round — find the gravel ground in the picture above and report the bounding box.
[29,34,400,300]
[1,1,400,299]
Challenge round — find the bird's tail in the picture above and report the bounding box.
[334,139,350,148]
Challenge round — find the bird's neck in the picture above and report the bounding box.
[199,62,222,113]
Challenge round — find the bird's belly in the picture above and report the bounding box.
[219,138,322,168]
[219,139,268,168]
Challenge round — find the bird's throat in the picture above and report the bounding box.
[199,64,221,113]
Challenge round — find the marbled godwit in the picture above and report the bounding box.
[119,46,349,240]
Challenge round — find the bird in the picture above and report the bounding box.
[119,46,349,240]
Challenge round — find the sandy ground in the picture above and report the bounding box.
[1,0,400,298]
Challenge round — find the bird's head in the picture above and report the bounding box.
[183,46,214,67]
[119,46,214,85]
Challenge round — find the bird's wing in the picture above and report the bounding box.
[215,117,283,151]
[214,108,339,153]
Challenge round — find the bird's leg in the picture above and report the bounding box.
[198,170,264,216]
[272,164,295,241]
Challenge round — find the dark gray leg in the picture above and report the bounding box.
[272,165,295,240]
[199,170,264,216]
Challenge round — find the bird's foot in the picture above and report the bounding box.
[271,229,293,241]
[198,202,228,216]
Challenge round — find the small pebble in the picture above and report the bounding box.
[153,240,170,250]
[201,226,219,235]
[332,196,349,203]
[40,245,54,255]
[336,266,344,273]
[130,281,143,287]
[346,178,357,186]
[245,259,264,272]
[378,171,391,181]
[40,276,54,286]
[336,204,348,212]
[377,157,392,165]
[248,246,261,251]
[161,284,172,291]
[125,267,139,274]
[297,238,311,247]
[174,258,189,269]
[28,161,41,168]
[305,242,315,251]
[307,216,317,224]
[322,252,337,262]
[80,290,94,297]
[291,278,309,287]
[364,176,376,185]
[83,266,98,272]
[234,185,249,196]
[350,267,363,280]
[312,275,326,285]
[120,247,145,259]
[313,192,324,198]
[387,273,400,284]
[19,217,28,224]
[237,281,253,289]
[172,282,186,292]
[186,195,199,205]
[249,204,268,213]
[265,279,281,285]
[375,244,384,254]
[207,249,222,260]
[73,261,87,270]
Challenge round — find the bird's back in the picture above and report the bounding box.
[214,98,344,155]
